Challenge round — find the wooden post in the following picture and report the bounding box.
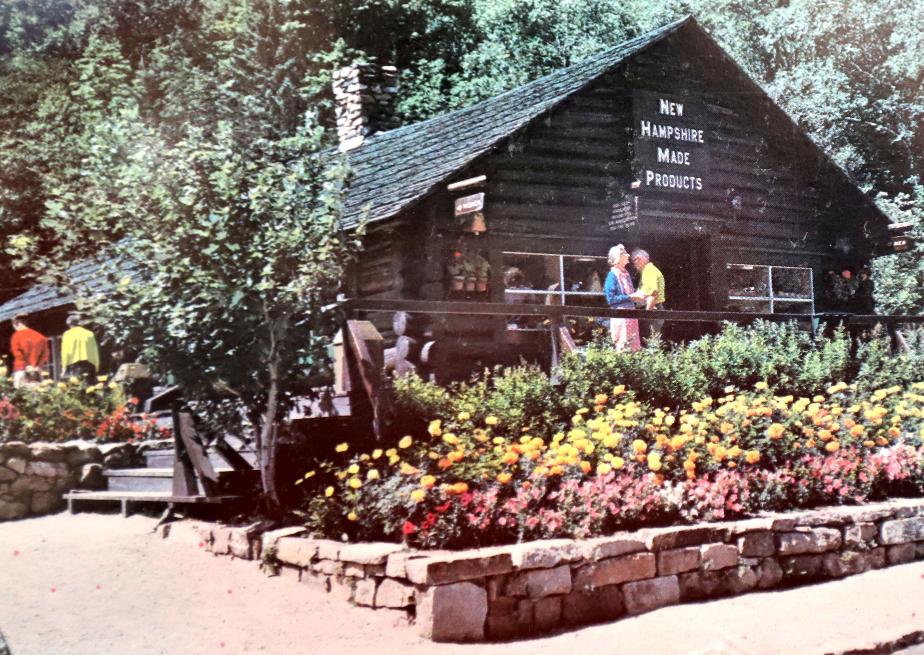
[344,320,386,440]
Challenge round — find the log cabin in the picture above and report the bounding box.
[0,16,898,382]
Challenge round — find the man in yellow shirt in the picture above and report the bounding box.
[631,249,666,340]
[61,314,100,380]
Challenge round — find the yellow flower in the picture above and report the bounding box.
[632,439,647,454]
[596,462,612,475]
[580,460,592,474]
[825,441,840,453]
[647,453,662,472]
[611,456,625,469]
[745,450,761,464]
[501,451,519,465]
[97,374,109,383]
[398,435,413,449]
[447,450,465,463]
[410,489,426,503]
[421,474,437,489]
[68,376,80,385]
[335,442,349,453]
[428,420,442,437]
[399,462,418,475]
[388,454,400,465]
[612,384,626,395]
[863,439,876,448]
[303,470,316,479]
[497,472,512,484]
[366,469,380,481]
[371,448,383,459]
[348,477,362,489]
[485,416,498,426]
[755,381,769,391]
[347,511,358,521]
[347,464,360,475]
[324,486,334,497]
[457,411,471,421]
[442,433,460,446]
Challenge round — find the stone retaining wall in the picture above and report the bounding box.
[0,440,151,520]
[240,498,924,642]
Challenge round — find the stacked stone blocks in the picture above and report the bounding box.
[0,440,145,520]
[249,498,924,642]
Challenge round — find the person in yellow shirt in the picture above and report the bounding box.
[61,314,100,380]
[631,249,666,340]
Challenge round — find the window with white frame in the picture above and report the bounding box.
[502,252,608,306]
[726,264,814,314]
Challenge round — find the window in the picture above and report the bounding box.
[727,264,814,314]
[502,252,608,305]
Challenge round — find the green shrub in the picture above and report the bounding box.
[390,365,559,439]
[855,325,924,392]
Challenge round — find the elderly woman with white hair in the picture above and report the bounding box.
[604,244,643,351]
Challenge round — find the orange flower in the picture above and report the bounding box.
[850,425,865,438]
[863,440,876,448]
[501,451,519,466]
[805,438,816,448]
[447,450,465,463]
[767,423,786,440]
[745,450,760,464]
[496,472,512,484]
[825,441,840,453]
[437,458,452,470]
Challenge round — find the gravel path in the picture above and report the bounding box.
[2,512,924,655]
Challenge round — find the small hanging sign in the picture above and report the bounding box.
[454,192,484,217]
[608,195,639,231]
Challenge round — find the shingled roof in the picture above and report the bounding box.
[339,16,690,229]
[0,258,132,324]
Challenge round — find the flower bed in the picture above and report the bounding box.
[0,375,164,444]
[302,380,924,549]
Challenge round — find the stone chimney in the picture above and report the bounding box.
[332,63,400,152]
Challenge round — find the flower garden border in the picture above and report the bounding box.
[163,497,924,642]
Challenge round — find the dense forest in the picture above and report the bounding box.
[0,0,922,309]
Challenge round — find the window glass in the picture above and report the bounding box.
[727,263,814,314]
[502,252,607,304]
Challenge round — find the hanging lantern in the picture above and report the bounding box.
[464,211,487,235]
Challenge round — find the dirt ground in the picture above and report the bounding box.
[2,512,924,655]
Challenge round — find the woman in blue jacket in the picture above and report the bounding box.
[604,244,642,351]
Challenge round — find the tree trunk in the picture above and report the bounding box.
[256,309,286,513]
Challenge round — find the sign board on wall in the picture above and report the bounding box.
[632,90,710,193]
[454,192,484,217]
[608,195,639,232]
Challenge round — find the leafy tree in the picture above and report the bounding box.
[13,0,362,510]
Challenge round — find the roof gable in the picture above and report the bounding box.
[340,16,691,229]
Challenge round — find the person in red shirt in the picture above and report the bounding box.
[10,315,50,387]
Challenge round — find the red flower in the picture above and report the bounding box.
[435,502,451,514]
[401,521,417,535]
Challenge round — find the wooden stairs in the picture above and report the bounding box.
[64,408,258,517]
